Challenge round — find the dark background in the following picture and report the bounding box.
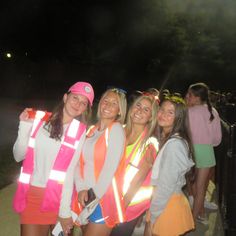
[0,0,236,100]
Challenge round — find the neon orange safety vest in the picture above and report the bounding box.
[72,122,126,227]
[13,110,86,213]
[123,132,159,221]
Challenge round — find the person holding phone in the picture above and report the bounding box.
[74,88,127,236]
[13,81,94,236]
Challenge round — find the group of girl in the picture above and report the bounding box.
[12,81,221,236]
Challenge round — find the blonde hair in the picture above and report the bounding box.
[97,88,127,124]
[125,94,159,145]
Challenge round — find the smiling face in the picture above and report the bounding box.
[63,92,89,122]
[99,91,120,121]
[157,100,176,133]
[130,98,152,126]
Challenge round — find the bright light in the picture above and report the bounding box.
[6,53,12,58]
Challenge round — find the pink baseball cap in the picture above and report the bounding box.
[68,82,94,106]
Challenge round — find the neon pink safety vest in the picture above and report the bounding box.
[13,110,86,213]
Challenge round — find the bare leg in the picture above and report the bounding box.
[209,166,215,183]
[192,167,211,219]
[21,224,50,236]
[84,223,112,236]
[144,222,152,236]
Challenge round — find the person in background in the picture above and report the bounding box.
[127,90,143,108]
[13,82,94,236]
[145,88,160,98]
[159,89,170,103]
[146,94,195,236]
[74,88,127,236]
[111,92,159,236]
[185,82,222,224]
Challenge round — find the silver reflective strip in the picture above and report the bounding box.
[146,137,159,151]
[31,119,41,135]
[67,119,80,138]
[112,178,124,223]
[105,128,109,147]
[19,168,31,184]
[123,165,139,194]
[28,137,35,148]
[62,141,76,149]
[130,187,153,205]
[49,170,66,182]
[30,111,46,135]
[35,110,46,119]
[132,148,142,166]
[95,216,108,223]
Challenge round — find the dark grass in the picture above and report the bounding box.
[0,146,21,189]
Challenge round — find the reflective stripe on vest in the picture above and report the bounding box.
[18,117,80,185]
[31,111,46,135]
[62,119,80,149]
[101,126,124,223]
[18,111,46,184]
[48,119,80,182]
[98,125,124,223]
[19,167,31,184]
[123,137,159,206]
[112,178,124,223]
[128,186,153,205]
[48,170,66,183]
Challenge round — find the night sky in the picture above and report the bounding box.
[1,0,236,100]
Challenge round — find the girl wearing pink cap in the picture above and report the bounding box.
[13,81,94,236]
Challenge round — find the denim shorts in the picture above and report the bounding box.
[88,204,105,224]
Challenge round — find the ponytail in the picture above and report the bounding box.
[206,97,215,121]
[189,82,215,122]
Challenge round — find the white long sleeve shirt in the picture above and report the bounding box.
[13,120,86,218]
[75,122,125,199]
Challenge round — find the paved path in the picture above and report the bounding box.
[0,182,225,236]
[132,181,225,236]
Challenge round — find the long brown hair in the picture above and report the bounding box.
[156,95,195,183]
[44,92,92,140]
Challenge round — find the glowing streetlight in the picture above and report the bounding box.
[6,53,12,58]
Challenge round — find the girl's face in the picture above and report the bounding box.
[100,91,120,120]
[157,100,175,133]
[185,90,200,107]
[130,98,152,126]
[63,93,89,122]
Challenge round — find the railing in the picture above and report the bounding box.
[216,120,236,236]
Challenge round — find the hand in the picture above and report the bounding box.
[78,190,88,207]
[19,108,33,121]
[58,216,73,235]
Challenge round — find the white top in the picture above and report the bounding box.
[75,122,125,199]
[150,137,194,223]
[13,120,86,218]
